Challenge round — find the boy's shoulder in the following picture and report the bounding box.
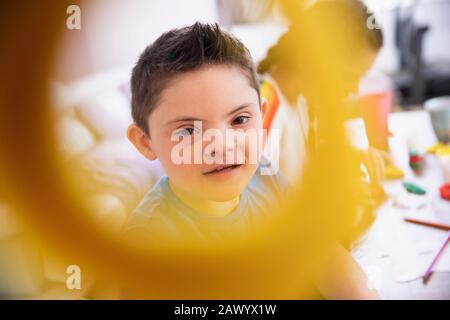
[244,165,290,220]
[125,176,178,236]
[252,155,290,191]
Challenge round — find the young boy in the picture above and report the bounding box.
[126,22,379,299]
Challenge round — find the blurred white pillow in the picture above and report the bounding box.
[75,89,132,139]
[74,139,164,213]
[57,116,96,157]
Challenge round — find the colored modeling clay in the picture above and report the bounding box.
[436,146,450,157]
[403,182,427,195]
[427,143,450,157]
[427,143,445,154]
[409,149,424,172]
[440,184,450,201]
[384,164,404,179]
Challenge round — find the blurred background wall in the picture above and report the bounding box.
[367,0,450,74]
[53,0,219,82]
[53,0,450,82]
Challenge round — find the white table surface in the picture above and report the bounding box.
[352,110,450,300]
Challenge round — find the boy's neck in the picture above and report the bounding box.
[168,179,240,217]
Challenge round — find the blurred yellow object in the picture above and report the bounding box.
[0,1,365,298]
[384,164,405,180]
[427,142,446,154]
[427,142,450,157]
[436,145,450,157]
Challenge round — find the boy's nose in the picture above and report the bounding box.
[206,129,245,164]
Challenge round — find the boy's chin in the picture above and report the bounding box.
[203,177,255,201]
[201,164,257,202]
[204,187,243,202]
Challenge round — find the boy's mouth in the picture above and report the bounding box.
[203,164,243,175]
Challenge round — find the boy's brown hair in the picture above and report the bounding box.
[130,22,259,135]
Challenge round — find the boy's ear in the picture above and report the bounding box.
[260,97,268,119]
[127,124,157,160]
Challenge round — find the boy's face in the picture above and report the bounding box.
[129,65,265,202]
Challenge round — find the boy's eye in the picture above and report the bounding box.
[175,127,198,137]
[232,116,250,126]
